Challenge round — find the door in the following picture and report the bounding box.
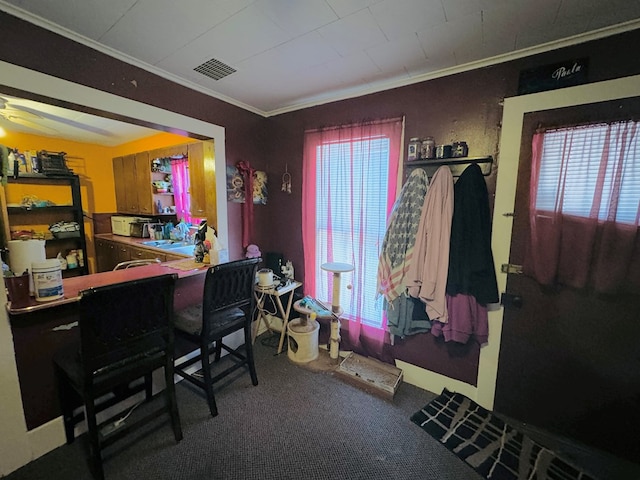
[494,116,640,464]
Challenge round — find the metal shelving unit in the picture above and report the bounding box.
[2,174,89,277]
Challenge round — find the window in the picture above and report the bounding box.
[526,120,640,293]
[535,121,640,224]
[170,156,201,225]
[302,119,403,330]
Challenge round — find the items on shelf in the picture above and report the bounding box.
[4,174,89,277]
[49,221,80,239]
[20,194,55,209]
[408,137,470,160]
[435,144,453,159]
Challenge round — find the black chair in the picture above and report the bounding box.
[53,274,183,480]
[173,257,260,416]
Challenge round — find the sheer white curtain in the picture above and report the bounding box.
[302,118,403,355]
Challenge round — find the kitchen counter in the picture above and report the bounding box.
[93,233,196,273]
[95,232,196,256]
[7,257,208,316]
[7,257,213,430]
[94,232,191,251]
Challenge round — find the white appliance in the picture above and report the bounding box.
[111,216,149,236]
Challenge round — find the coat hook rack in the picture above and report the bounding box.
[405,156,493,178]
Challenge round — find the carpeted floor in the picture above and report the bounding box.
[5,336,638,480]
[5,336,483,480]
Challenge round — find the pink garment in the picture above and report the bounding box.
[431,294,488,344]
[406,166,454,323]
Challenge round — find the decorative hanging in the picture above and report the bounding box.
[236,160,255,248]
[281,164,291,194]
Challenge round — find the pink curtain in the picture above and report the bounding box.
[525,122,640,294]
[302,118,403,355]
[170,156,199,225]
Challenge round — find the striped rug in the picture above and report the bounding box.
[411,389,597,480]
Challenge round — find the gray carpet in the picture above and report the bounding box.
[6,337,484,480]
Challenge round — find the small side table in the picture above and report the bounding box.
[253,280,302,354]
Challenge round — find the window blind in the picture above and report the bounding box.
[536,122,640,224]
[314,137,390,327]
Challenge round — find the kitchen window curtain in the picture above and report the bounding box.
[170,156,199,225]
[302,118,403,357]
[525,121,640,293]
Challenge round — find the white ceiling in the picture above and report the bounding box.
[1,0,640,145]
[0,94,159,147]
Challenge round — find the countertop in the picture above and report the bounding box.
[94,232,193,254]
[7,257,211,315]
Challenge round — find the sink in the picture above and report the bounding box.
[141,240,173,247]
[140,239,194,256]
[141,239,191,249]
[163,241,192,249]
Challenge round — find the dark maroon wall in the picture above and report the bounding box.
[260,29,640,279]
[2,9,640,384]
[258,28,640,384]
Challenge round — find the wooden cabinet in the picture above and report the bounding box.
[112,156,129,213]
[128,244,165,262]
[2,174,89,278]
[135,151,154,215]
[188,140,216,225]
[95,237,116,272]
[149,145,186,217]
[112,152,153,215]
[112,140,217,227]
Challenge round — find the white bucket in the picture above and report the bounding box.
[32,259,64,302]
[287,318,320,363]
[8,239,46,295]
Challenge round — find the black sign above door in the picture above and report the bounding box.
[518,58,589,95]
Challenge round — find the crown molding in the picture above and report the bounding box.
[2,2,640,118]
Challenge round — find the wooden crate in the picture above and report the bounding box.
[336,352,403,399]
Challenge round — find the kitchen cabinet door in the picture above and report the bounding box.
[128,245,165,262]
[134,151,153,215]
[95,238,117,272]
[121,154,139,213]
[188,140,216,223]
[113,242,130,265]
[113,156,130,214]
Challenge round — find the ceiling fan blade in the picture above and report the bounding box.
[4,106,42,120]
[2,114,58,134]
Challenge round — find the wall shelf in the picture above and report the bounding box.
[2,174,89,277]
[405,156,493,177]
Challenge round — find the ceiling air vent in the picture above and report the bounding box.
[193,58,236,81]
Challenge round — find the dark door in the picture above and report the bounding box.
[493,114,640,465]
